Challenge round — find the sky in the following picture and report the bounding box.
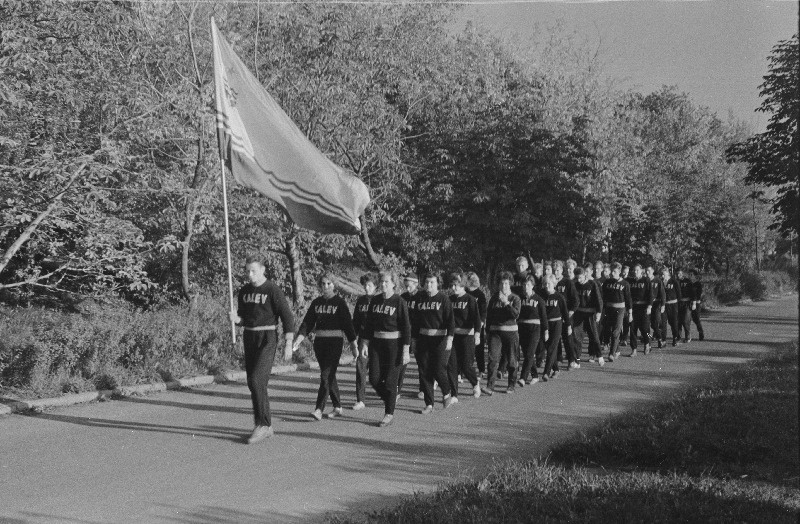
[459,0,798,132]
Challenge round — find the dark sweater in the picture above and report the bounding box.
[449,292,482,334]
[542,290,571,327]
[297,295,356,342]
[518,292,548,325]
[664,277,682,302]
[237,280,294,330]
[575,280,602,312]
[602,277,632,310]
[650,278,667,305]
[401,290,421,330]
[486,292,521,327]
[692,281,703,302]
[679,278,695,302]
[556,276,579,312]
[466,288,488,325]
[414,291,455,337]
[363,293,411,345]
[353,294,373,336]
[629,277,653,306]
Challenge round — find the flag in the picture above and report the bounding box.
[211,18,370,235]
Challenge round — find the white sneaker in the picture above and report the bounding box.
[569,361,580,369]
[396,393,401,402]
[420,404,433,415]
[311,409,322,421]
[458,375,463,384]
[247,425,273,444]
[352,401,365,411]
[433,381,439,390]
[417,391,425,400]
[598,357,605,367]
[443,393,452,408]
[516,379,525,388]
[379,413,394,427]
[529,377,539,384]
[445,396,458,407]
[473,384,481,398]
[326,407,343,419]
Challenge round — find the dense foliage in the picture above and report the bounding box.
[728,34,799,237]
[0,1,789,304]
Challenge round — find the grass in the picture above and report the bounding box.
[330,344,799,523]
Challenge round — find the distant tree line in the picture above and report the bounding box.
[1,1,794,308]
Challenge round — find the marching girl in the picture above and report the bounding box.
[447,272,483,399]
[360,270,411,427]
[294,273,358,421]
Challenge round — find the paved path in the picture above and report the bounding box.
[2,296,797,523]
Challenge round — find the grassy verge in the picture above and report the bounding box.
[330,344,799,523]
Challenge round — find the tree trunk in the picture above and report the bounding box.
[285,228,304,305]
[358,214,381,268]
[0,163,86,278]
[180,4,207,307]
[181,125,205,305]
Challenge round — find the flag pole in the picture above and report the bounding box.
[212,17,237,345]
[219,153,237,345]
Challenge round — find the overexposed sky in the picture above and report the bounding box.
[460,0,798,131]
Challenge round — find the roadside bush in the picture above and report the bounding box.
[704,268,796,307]
[0,295,242,399]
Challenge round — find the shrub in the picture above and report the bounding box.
[0,295,243,398]
[740,272,768,301]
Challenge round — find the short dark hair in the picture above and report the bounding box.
[611,262,622,271]
[525,274,537,285]
[423,272,442,286]
[448,272,465,287]
[574,267,584,277]
[497,271,514,284]
[245,255,264,267]
[634,263,642,270]
[465,271,480,287]
[360,272,376,286]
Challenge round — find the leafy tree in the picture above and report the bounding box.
[727,33,799,237]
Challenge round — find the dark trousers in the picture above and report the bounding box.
[355,353,368,402]
[475,326,486,373]
[313,338,343,411]
[601,307,625,355]
[691,307,704,337]
[535,337,545,367]
[449,334,479,396]
[416,335,452,405]
[630,306,651,349]
[542,320,562,376]
[243,330,278,427]
[678,301,692,340]
[397,363,408,395]
[650,304,664,342]
[486,329,518,389]
[573,311,601,358]
[664,303,680,341]
[621,313,631,343]
[410,339,425,394]
[519,323,542,381]
[368,338,402,415]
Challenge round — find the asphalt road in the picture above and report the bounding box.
[1,295,797,524]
